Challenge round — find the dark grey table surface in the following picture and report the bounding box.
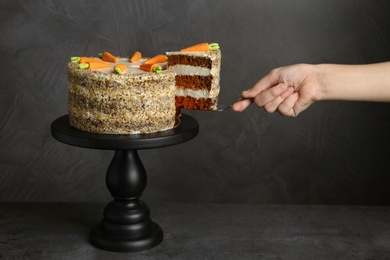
[0,202,389,260]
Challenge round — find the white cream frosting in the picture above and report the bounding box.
[175,88,209,99]
[169,65,210,76]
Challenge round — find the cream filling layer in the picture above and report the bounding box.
[169,65,211,76]
[176,88,210,99]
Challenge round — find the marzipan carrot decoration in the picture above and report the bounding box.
[180,42,219,52]
[130,51,142,63]
[79,62,110,70]
[99,51,118,63]
[71,56,109,65]
[144,54,167,65]
[140,63,162,73]
[80,57,107,64]
[114,64,127,74]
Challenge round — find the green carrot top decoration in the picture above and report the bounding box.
[114,64,127,74]
[140,63,162,73]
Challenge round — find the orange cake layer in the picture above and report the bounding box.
[175,75,212,91]
[167,55,212,68]
[175,96,214,110]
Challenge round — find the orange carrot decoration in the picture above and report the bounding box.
[144,54,167,65]
[99,51,118,63]
[79,57,108,65]
[130,51,142,63]
[114,64,127,74]
[71,56,109,65]
[180,42,219,52]
[79,62,110,70]
[140,63,162,73]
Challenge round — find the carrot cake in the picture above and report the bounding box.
[67,53,176,134]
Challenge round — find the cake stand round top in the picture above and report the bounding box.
[51,114,199,150]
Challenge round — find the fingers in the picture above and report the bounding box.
[231,98,253,112]
[291,95,313,116]
[255,85,294,112]
[277,92,299,116]
[234,91,311,117]
[253,83,288,106]
[233,68,283,112]
[232,64,317,116]
[232,84,295,113]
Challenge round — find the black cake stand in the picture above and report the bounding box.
[51,114,199,252]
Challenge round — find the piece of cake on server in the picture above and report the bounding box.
[166,42,221,111]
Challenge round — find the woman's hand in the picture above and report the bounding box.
[232,64,321,117]
[232,61,390,116]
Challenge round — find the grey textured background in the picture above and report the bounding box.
[1,0,390,204]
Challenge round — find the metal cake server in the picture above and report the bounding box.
[215,103,234,112]
[214,97,250,112]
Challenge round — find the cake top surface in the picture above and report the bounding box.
[67,62,176,85]
[71,57,167,74]
[69,42,220,81]
[100,57,168,74]
[68,51,177,82]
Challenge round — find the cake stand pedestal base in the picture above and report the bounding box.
[51,114,199,252]
[90,149,163,252]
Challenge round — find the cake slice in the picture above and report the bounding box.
[166,43,221,110]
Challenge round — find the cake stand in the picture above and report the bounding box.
[51,114,199,252]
